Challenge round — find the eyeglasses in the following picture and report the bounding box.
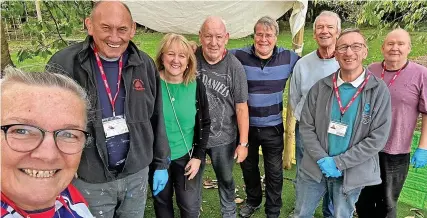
[336,43,366,54]
[1,124,91,154]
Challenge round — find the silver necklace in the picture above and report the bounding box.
[164,81,175,102]
[163,79,193,158]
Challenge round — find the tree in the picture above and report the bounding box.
[357,0,427,40]
[1,1,92,62]
[1,20,13,75]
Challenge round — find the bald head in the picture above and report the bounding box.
[198,16,229,65]
[382,28,411,68]
[85,0,136,59]
[200,16,227,34]
[384,28,411,47]
[91,1,133,22]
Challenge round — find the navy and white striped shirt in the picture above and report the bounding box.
[231,46,299,127]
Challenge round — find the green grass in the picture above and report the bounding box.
[9,27,427,217]
[143,157,425,218]
[10,28,427,70]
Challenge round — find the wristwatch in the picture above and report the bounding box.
[238,142,249,147]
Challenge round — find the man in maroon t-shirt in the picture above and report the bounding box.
[356,28,427,218]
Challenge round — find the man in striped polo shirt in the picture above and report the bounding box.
[231,16,299,218]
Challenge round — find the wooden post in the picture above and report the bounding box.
[283,27,304,169]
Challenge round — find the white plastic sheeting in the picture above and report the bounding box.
[124,1,308,39]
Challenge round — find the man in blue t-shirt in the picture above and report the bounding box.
[231,16,299,218]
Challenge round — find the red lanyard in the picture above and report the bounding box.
[381,62,405,87]
[94,47,123,117]
[332,71,370,116]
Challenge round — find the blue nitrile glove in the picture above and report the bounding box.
[317,157,342,178]
[152,169,168,196]
[411,148,427,168]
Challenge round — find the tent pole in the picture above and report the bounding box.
[283,27,304,169]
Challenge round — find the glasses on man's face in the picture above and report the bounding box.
[336,43,366,54]
[1,124,91,154]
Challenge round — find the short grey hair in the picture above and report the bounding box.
[313,11,341,33]
[1,67,92,123]
[337,28,368,48]
[254,16,279,36]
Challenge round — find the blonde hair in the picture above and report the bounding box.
[155,33,197,85]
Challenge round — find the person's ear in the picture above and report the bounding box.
[362,48,368,60]
[85,18,93,36]
[130,22,136,39]
[224,32,230,45]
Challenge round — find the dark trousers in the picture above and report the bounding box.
[356,152,410,218]
[149,154,202,218]
[241,124,284,218]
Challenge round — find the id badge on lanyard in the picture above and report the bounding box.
[93,47,129,138]
[329,70,370,137]
[328,121,348,137]
[102,115,129,138]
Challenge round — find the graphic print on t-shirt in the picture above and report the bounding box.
[199,69,231,140]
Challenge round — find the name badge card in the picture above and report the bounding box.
[102,116,129,138]
[327,121,348,137]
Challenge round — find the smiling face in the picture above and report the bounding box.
[381,29,411,65]
[335,32,368,75]
[162,41,189,81]
[314,15,339,50]
[254,24,277,59]
[1,83,86,211]
[85,2,136,59]
[199,17,229,64]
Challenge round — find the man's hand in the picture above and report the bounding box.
[317,157,342,178]
[184,158,202,180]
[152,169,168,196]
[411,148,427,168]
[234,145,248,163]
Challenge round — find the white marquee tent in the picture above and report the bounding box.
[124,1,308,40]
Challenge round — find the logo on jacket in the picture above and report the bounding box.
[133,79,145,91]
[362,103,371,124]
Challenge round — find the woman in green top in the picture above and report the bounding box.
[150,33,211,218]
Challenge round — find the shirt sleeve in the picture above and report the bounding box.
[231,55,249,103]
[418,66,427,114]
[289,61,302,114]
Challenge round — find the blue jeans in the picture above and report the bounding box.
[72,167,149,218]
[200,142,237,218]
[294,170,362,218]
[241,124,284,217]
[295,122,334,218]
[295,122,304,174]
